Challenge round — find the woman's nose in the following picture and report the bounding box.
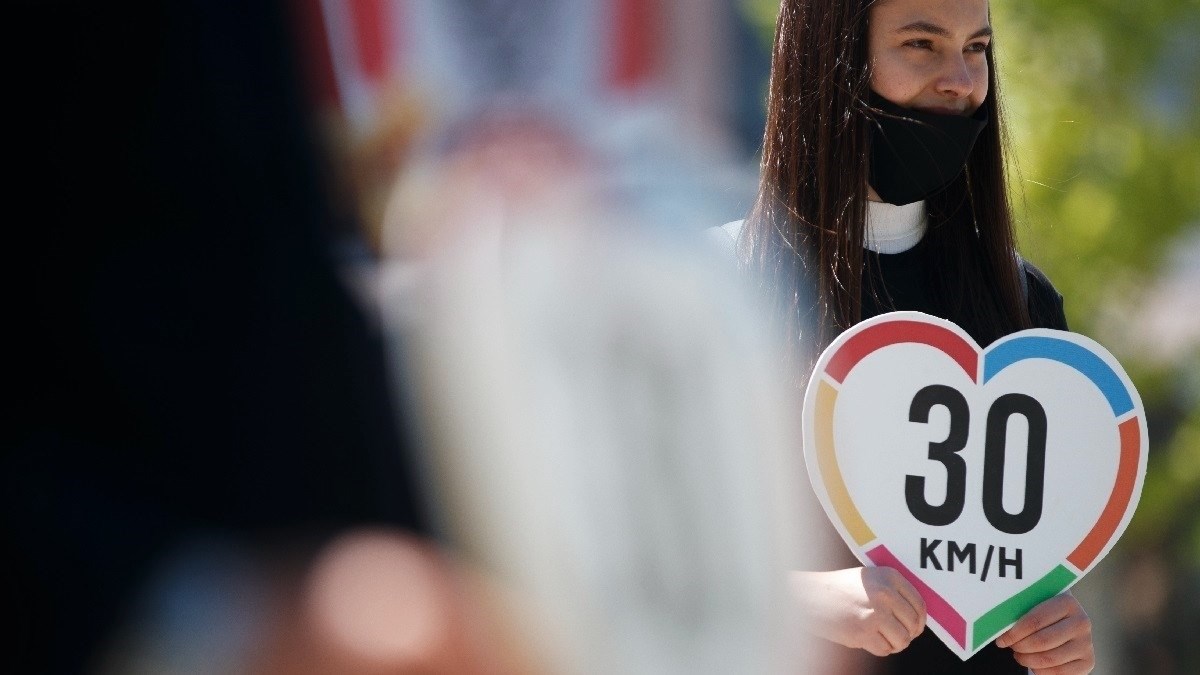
[937,55,976,99]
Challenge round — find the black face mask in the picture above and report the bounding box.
[867,91,989,206]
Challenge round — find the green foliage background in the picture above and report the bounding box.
[742,0,1199,667]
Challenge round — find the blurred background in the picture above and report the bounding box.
[7,0,1197,673]
[303,0,1200,666]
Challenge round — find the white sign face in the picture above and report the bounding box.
[801,311,1147,660]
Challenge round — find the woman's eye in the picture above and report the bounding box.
[904,39,934,50]
[965,42,990,54]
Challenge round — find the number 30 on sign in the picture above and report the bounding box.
[801,311,1147,660]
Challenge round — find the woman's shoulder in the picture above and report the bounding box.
[1018,256,1068,331]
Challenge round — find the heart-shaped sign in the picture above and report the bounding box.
[802,311,1147,660]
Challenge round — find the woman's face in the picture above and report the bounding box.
[868,0,992,115]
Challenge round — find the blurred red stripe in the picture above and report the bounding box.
[348,0,391,85]
[611,0,658,90]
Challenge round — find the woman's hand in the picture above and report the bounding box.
[996,592,1094,674]
[790,567,927,656]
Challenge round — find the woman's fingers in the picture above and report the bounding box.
[997,593,1094,674]
[887,588,924,639]
[866,567,926,639]
[890,575,927,638]
[792,567,929,655]
[880,615,917,654]
[863,616,912,657]
[997,593,1073,647]
[1011,637,1094,673]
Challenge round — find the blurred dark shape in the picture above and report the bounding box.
[5,1,428,672]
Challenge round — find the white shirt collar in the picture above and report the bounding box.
[865,200,926,254]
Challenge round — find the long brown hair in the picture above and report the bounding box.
[741,0,1031,380]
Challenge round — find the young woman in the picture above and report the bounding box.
[713,0,1097,672]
